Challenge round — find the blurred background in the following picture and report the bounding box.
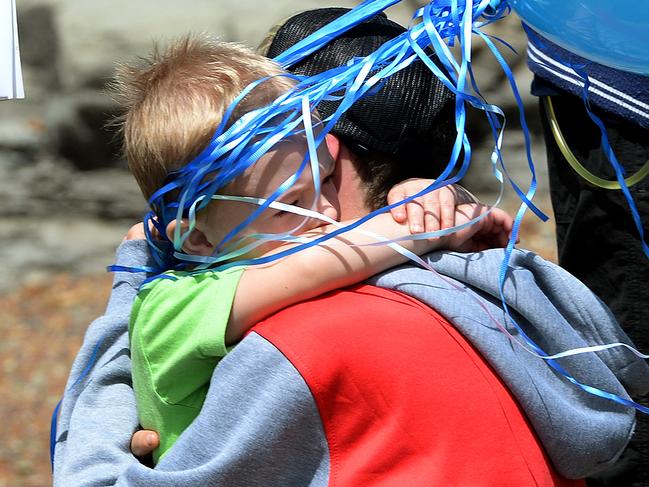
[0,1,556,485]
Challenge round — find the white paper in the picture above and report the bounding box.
[0,0,24,100]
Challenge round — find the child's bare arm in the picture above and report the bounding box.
[227,203,512,344]
[227,213,429,344]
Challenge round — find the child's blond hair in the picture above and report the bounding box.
[113,34,295,200]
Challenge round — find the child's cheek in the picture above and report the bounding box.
[269,215,303,234]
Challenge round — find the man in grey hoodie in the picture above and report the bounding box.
[53,8,649,487]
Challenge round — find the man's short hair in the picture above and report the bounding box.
[260,8,456,209]
[113,35,294,200]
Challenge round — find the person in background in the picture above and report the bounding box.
[527,31,649,487]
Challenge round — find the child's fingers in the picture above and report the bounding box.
[423,196,441,233]
[406,199,426,233]
[494,208,514,232]
[131,430,159,458]
[485,209,515,248]
[124,223,146,241]
[436,188,457,230]
[387,188,408,223]
[390,205,407,223]
[424,208,440,234]
[491,209,515,245]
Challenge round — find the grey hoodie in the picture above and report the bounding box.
[370,249,649,478]
[52,241,649,485]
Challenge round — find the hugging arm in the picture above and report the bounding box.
[53,239,152,486]
[228,181,512,343]
[115,332,330,486]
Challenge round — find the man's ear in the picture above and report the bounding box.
[165,219,215,256]
[325,133,341,162]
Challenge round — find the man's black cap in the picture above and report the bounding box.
[265,7,455,157]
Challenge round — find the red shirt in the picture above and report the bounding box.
[254,285,584,487]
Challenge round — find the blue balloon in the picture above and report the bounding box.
[506,0,649,75]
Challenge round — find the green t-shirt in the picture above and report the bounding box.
[129,266,245,462]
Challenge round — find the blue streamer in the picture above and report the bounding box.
[574,68,649,259]
[275,0,402,68]
[49,399,61,471]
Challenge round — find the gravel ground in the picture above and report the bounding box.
[0,272,113,487]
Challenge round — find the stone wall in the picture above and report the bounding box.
[0,1,551,290]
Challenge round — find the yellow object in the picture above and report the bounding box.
[543,96,649,190]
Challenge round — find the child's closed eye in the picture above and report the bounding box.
[274,200,299,217]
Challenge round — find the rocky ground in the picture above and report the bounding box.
[0,2,557,485]
[0,272,113,487]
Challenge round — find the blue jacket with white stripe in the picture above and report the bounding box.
[526,31,649,128]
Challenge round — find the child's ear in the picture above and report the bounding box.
[325,133,341,162]
[165,219,215,256]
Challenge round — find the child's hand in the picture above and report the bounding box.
[122,221,160,242]
[123,223,147,241]
[446,204,516,252]
[131,429,159,458]
[387,179,477,235]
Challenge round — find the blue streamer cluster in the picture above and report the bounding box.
[144,0,543,272]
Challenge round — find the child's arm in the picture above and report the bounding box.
[227,202,512,344]
[54,237,152,486]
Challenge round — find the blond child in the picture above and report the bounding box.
[117,35,512,461]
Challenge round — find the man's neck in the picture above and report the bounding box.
[332,142,371,220]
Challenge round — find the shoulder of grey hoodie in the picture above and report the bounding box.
[53,241,330,487]
[369,248,649,479]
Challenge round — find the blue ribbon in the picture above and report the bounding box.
[275,0,403,68]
